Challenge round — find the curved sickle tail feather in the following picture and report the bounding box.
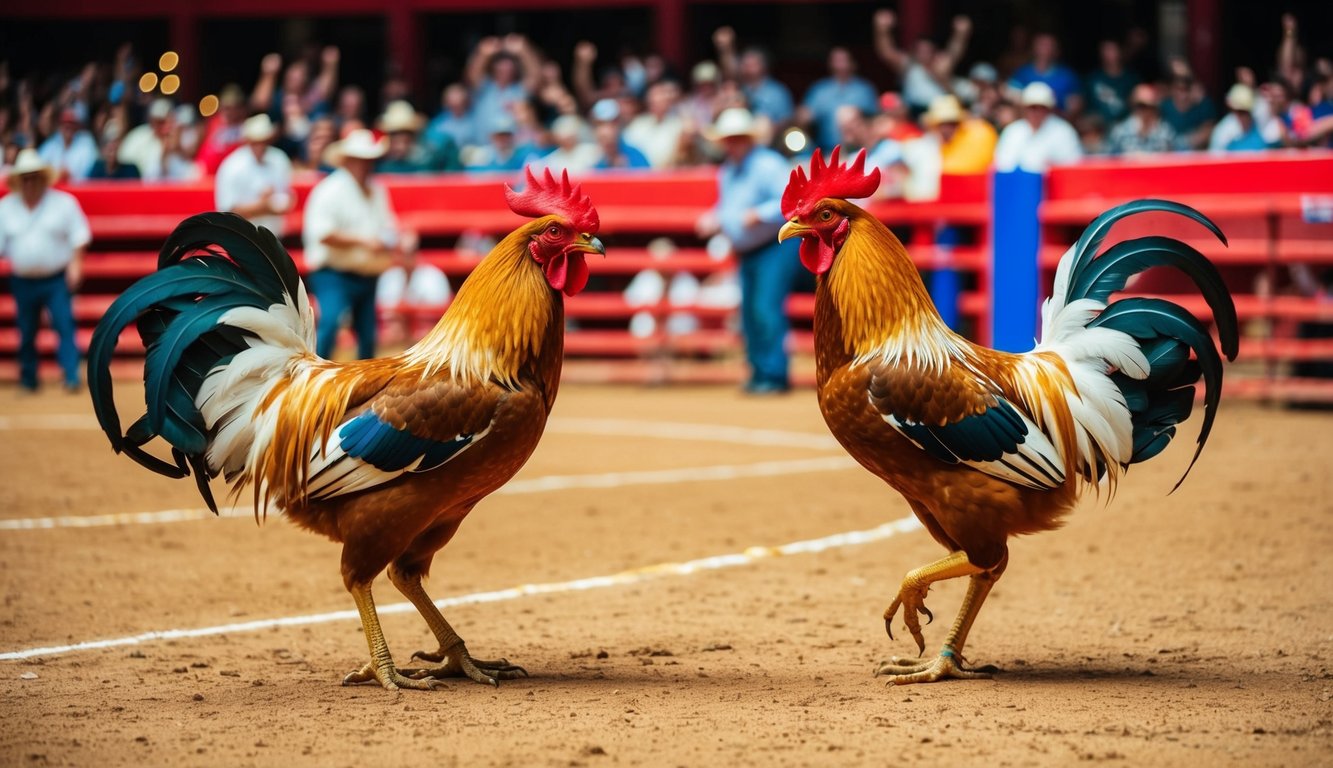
[1040,199,1238,491]
[87,213,314,513]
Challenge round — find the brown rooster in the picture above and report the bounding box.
[88,168,604,690]
[777,148,1237,684]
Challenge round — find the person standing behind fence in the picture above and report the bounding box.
[797,47,879,153]
[0,150,90,392]
[994,82,1083,173]
[302,129,416,360]
[215,114,293,238]
[695,108,797,395]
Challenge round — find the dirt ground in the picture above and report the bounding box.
[1,380,1331,768]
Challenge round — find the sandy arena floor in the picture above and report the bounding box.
[0,381,1331,767]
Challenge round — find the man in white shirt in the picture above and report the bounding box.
[302,129,416,359]
[994,82,1083,173]
[118,98,174,181]
[624,80,686,168]
[215,114,294,237]
[0,150,91,391]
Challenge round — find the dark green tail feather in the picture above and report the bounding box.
[1091,298,1226,491]
[1065,199,1237,492]
[87,212,302,515]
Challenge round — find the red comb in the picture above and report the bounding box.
[781,146,881,219]
[504,166,600,233]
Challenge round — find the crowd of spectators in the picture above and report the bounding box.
[2,11,1331,198]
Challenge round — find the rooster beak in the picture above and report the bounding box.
[575,234,606,256]
[778,219,812,243]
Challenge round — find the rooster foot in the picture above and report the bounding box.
[403,643,529,686]
[883,584,934,655]
[341,660,447,691]
[874,648,998,685]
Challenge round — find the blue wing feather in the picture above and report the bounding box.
[338,411,478,473]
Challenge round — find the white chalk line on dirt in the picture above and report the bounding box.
[0,514,923,662]
[1,416,847,530]
[0,456,858,530]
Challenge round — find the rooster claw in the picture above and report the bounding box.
[883,585,933,655]
[402,643,528,686]
[875,649,997,685]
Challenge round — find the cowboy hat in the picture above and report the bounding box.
[1225,83,1255,112]
[6,149,57,189]
[923,95,966,126]
[378,100,424,134]
[1021,82,1057,108]
[326,128,388,166]
[241,113,277,142]
[707,108,761,141]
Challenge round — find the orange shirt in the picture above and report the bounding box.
[940,118,997,175]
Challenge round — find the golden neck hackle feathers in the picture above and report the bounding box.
[403,218,559,386]
[825,208,956,366]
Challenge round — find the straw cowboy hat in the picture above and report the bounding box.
[325,129,388,167]
[241,113,277,143]
[923,95,966,126]
[708,108,761,141]
[378,100,424,134]
[6,149,57,190]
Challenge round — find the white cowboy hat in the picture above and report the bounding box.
[708,107,760,141]
[1225,83,1255,112]
[326,129,388,166]
[241,113,277,142]
[6,149,57,189]
[378,100,424,134]
[1020,82,1057,109]
[923,94,966,126]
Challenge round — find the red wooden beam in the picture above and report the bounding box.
[1186,0,1222,95]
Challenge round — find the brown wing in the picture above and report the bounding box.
[868,360,1067,490]
[304,372,508,501]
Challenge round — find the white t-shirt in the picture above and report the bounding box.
[902,61,947,111]
[0,189,91,277]
[623,113,685,168]
[993,115,1084,173]
[302,168,400,272]
[215,145,293,237]
[118,123,165,181]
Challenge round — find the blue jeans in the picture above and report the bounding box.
[737,238,800,387]
[10,271,80,389]
[307,268,379,360]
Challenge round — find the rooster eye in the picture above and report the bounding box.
[547,225,561,236]
[818,209,834,222]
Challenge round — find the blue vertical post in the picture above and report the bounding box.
[990,170,1044,353]
[928,223,961,331]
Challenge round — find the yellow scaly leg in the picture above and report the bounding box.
[387,565,528,686]
[340,582,445,691]
[875,549,1007,684]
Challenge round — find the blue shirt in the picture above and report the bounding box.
[465,142,539,172]
[744,77,795,124]
[425,111,481,151]
[801,76,879,151]
[1011,63,1082,110]
[714,146,790,255]
[594,140,651,170]
[469,80,529,133]
[1223,125,1275,152]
